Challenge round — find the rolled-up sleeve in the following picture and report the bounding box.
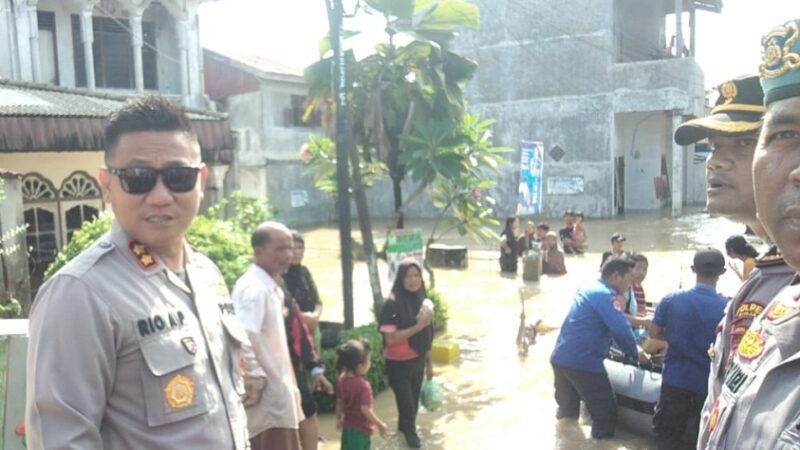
[26,276,117,450]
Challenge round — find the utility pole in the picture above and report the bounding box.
[325,0,354,328]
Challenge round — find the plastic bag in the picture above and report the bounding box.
[420,379,443,412]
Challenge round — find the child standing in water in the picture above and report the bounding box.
[336,339,388,450]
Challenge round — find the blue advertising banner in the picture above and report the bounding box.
[517,141,544,215]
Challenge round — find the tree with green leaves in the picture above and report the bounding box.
[305,0,508,294]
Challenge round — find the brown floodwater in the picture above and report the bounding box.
[299,209,748,450]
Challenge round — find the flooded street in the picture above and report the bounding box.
[300,209,747,449]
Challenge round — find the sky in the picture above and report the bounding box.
[198,0,800,89]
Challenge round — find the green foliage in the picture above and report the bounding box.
[302,134,387,196]
[428,289,449,333]
[186,216,251,290]
[44,192,273,290]
[205,191,275,236]
[404,114,509,243]
[313,324,389,414]
[45,212,114,280]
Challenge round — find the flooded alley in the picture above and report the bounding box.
[301,210,746,450]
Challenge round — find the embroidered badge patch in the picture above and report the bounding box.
[164,373,195,410]
[181,337,197,355]
[737,329,765,360]
[767,301,792,321]
[708,399,720,432]
[720,80,738,103]
[129,241,158,269]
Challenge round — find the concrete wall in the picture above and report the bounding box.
[614,112,671,211]
[458,0,704,218]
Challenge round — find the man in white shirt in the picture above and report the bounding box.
[232,221,304,450]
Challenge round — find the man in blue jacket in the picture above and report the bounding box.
[649,248,727,450]
[550,255,639,439]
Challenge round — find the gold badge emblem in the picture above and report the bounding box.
[766,302,792,321]
[164,373,195,409]
[760,21,800,79]
[129,241,158,269]
[737,329,765,360]
[707,400,720,432]
[720,81,738,103]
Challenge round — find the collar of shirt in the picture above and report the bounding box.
[108,221,193,294]
[249,263,282,292]
[597,278,618,295]
[693,282,718,294]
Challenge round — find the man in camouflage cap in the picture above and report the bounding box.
[698,19,800,449]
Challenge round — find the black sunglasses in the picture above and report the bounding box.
[107,165,203,194]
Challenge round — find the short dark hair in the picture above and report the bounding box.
[630,253,649,266]
[336,339,371,372]
[536,223,550,231]
[104,96,196,160]
[601,255,636,279]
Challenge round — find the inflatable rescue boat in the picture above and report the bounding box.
[604,352,662,436]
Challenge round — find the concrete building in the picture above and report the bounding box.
[0,0,232,295]
[0,0,209,107]
[203,48,334,226]
[459,0,719,218]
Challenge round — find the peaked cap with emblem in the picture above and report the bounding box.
[674,75,765,146]
[760,19,800,106]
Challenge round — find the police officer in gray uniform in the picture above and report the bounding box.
[698,19,800,449]
[678,76,796,448]
[25,97,258,449]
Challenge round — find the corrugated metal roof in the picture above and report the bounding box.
[0,78,227,120]
[0,79,234,161]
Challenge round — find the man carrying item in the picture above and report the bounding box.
[25,97,255,449]
[550,255,639,439]
[700,19,800,449]
[648,249,727,450]
[676,75,796,447]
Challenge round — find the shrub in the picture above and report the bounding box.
[313,324,388,414]
[428,289,449,333]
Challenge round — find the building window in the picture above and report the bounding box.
[285,95,321,127]
[37,10,59,84]
[71,15,158,89]
[22,173,59,294]
[58,171,102,243]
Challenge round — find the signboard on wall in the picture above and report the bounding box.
[386,228,424,283]
[547,176,585,195]
[517,141,544,215]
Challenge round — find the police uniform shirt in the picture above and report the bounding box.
[698,254,794,448]
[231,264,304,436]
[25,223,250,450]
[699,282,800,450]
